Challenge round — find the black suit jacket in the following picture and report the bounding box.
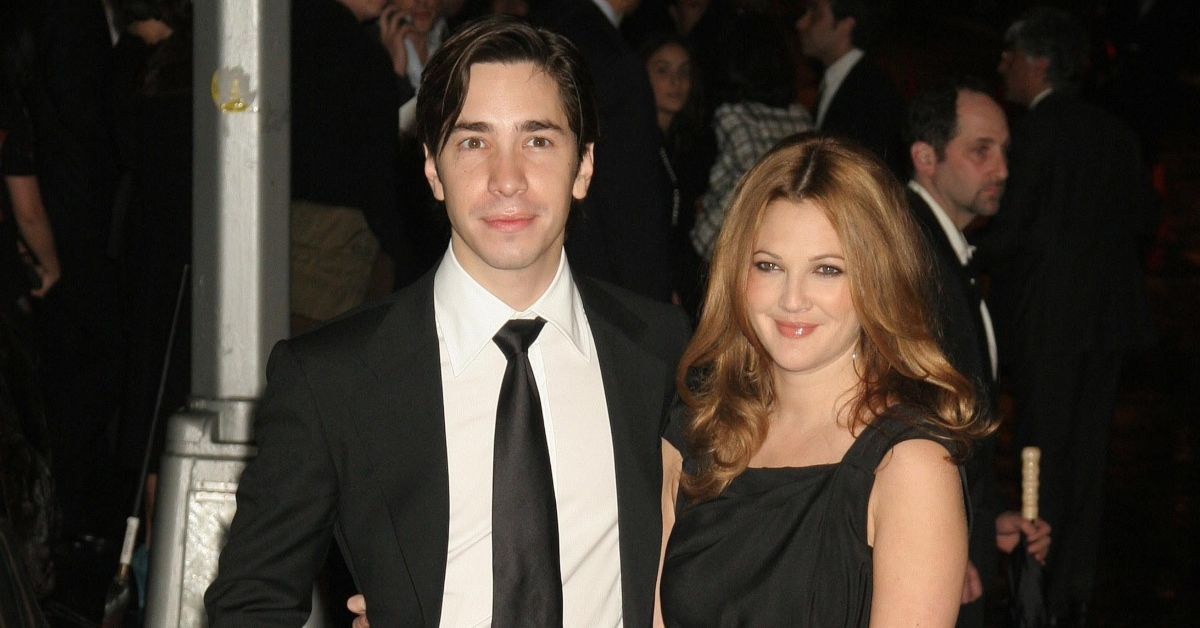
[906,189,991,396]
[205,267,690,626]
[974,92,1154,365]
[906,188,998,628]
[536,0,675,301]
[819,57,906,175]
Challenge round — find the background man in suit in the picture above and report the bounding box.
[536,0,676,302]
[205,17,689,626]
[979,8,1154,626]
[795,0,905,173]
[906,77,1050,628]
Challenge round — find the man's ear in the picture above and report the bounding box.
[423,144,445,201]
[911,142,936,177]
[571,143,595,201]
[1030,55,1052,86]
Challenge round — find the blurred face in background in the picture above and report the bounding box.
[645,42,692,127]
[795,0,849,64]
[389,0,439,34]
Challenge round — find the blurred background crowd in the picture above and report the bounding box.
[0,0,1197,626]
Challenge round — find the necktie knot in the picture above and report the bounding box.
[493,318,546,360]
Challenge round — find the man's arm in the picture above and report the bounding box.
[204,341,341,625]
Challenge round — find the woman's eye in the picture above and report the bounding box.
[753,261,780,272]
[815,264,843,276]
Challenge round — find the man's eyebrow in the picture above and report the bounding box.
[451,121,491,134]
[521,119,566,133]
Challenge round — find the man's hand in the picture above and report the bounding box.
[995,511,1052,563]
[348,593,368,628]
[379,4,413,77]
[961,560,983,604]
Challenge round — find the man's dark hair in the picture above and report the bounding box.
[417,15,598,160]
[905,76,991,159]
[828,0,884,49]
[1004,6,1089,92]
[718,10,795,108]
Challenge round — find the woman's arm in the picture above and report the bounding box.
[6,175,61,297]
[868,439,967,627]
[653,439,683,628]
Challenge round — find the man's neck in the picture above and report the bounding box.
[910,179,971,232]
[822,42,855,68]
[451,242,561,312]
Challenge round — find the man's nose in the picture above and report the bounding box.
[488,148,527,197]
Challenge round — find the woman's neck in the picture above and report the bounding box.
[769,349,860,433]
[657,110,674,134]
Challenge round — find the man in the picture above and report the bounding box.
[205,17,689,626]
[979,8,1154,625]
[535,0,676,302]
[906,78,1051,628]
[795,0,905,173]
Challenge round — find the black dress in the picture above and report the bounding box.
[661,409,966,627]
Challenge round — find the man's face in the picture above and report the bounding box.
[928,91,1010,228]
[424,62,594,289]
[998,48,1046,106]
[795,0,846,63]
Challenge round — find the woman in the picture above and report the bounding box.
[640,33,715,318]
[657,134,991,626]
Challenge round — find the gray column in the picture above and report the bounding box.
[144,1,329,625]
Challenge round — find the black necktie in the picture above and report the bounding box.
[492,318,563,626]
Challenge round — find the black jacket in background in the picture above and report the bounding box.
[536,0,675,301]
[291,0,406,261]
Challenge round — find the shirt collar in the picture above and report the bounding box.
[433,244,590,375]
[590,0,621,27]
[816,48,863,125]
[1030,87,1054,109]
[908,181,974,265]
[822,48,864,95]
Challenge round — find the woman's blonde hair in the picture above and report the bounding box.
[678,133,991,501]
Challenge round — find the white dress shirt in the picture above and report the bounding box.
[434,246,623,627]
[815,47,864,128]
[590,0,621,26]
[908,181,999,379]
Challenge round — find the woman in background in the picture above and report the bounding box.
[641,33,715,319]
[658,134,991,626]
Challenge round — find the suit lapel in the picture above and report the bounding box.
[358,269,450,625]
[577,279,670,628]
[907,190,994,387]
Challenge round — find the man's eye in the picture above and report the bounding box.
[461,138,485,149]
[527,136,551,148]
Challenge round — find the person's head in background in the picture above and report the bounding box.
[998,6,1088,106]
[640,34,703,134]
[716,10,795,108]
[906,76,1010,230]
[795,0,883,65]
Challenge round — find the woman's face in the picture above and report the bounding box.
[645,43,692,119]
[745,199,860,379]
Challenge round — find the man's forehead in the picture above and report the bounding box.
[455,61,569,125]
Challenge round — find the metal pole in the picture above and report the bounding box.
[144,1,330,625]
